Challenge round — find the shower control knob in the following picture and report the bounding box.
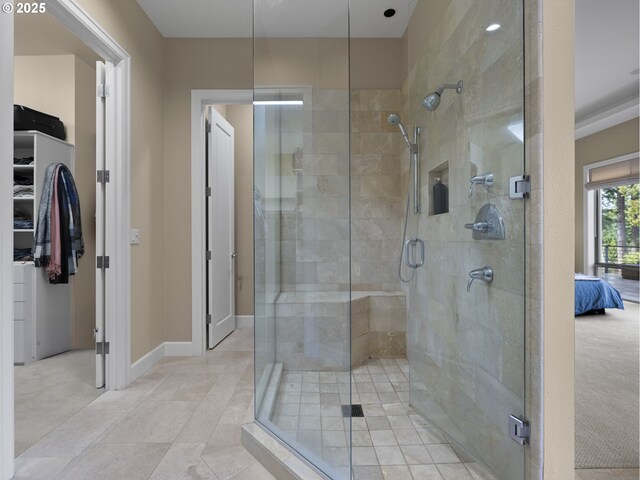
[464,222,492,233]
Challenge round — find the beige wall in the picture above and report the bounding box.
[14,56,75,142]
[73,57,97,349]
[225,105,254,316]
[162,37,402,341]
[74,0,166,363]
[14,55,97,350]
[574,118,640,272]
[542,0,576,478]
[162,38,252,342]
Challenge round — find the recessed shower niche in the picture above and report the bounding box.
[428,161,449,215]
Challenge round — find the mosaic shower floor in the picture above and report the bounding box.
[270,358,497,480]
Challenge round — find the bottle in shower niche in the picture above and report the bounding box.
[433,178,448,215]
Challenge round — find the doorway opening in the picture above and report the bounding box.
[191,91,253,356]
[1,1,132,477]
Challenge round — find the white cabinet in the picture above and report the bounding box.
[13,131,74,365]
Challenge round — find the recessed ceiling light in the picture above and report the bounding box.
[486,23,501,32]
[384,8,396,18]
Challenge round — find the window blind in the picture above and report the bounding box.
[585,156,639,190]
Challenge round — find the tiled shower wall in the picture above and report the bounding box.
[280,89,404,294]
[272,88,407,371]
[351,89,404,292]
[402,1,530,479]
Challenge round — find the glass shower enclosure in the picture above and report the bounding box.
[253,1,527,479]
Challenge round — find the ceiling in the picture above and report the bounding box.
[575,0,639,127]
[136,0,417,38]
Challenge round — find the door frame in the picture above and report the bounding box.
[1,1,131,477]
[191,90,252,356]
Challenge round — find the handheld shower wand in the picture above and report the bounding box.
[387,113,418,154]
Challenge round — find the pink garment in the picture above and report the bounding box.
[46,166,62,279]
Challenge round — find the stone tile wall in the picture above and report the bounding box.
[403,1,530,479]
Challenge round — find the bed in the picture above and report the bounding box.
[575,274,625,315]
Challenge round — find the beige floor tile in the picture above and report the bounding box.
[437,463,473,479]
[380,464,413,480]
[354,465,384,480]
[229,462,277,480]
[14,350,105,456]
[426,444,461,464]
[59,443,169,480]
[152,372,219,401]
[175,400,226,443]
[353,447,379,466]
[148,443,217,480]
[401,445,433,465]
[201,445,257,480]
[208,423,242,449]
[410,464,446,480]
[21,405,127,458]
[393,428,422,446]
[100,400,199,444]
[371,430,398,446]
[13,457,72,480]
[375,446,405,465]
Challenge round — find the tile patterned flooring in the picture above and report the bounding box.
[14,349,104,456]
[271,358,498,480]
[14,328,276,480]
[13,328,639,480]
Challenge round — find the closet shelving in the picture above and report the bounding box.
[13,130,74,365]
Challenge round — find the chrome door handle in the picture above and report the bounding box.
[404,238,425,269]
[231,252,238,259]
[467,266,493,292]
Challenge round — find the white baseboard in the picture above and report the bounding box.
[236,315,254,328]
[129,342,164,383]
[164,341,194,357]
[128,322,252,382]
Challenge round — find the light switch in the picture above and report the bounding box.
[130,229,140,245]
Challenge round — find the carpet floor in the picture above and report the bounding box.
[575,301,639,469]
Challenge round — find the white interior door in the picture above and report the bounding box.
[207,107,236,349]
[95,60,112,388]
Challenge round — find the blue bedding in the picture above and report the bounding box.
[575,274,625,315]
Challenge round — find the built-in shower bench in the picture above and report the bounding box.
[273,291,406,369]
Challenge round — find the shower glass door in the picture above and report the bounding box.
[405,1,526,479]
[253,1,352,479]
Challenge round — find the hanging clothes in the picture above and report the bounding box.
[33,163,84,284]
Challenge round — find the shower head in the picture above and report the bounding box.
[423,80,464,111]
[387,113,402,126]
[387,113,417,153]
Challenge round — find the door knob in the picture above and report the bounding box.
[231,252,238,258]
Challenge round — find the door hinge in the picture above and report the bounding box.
[97,84,110,98]
[206,314,212,325]
[96,341,110,355]
[206,251,212,261]
[97,256,110,269]
[97,170,110,184]
[509,175,530,199]
[509,415,530,445]
[206,122,212,134]
[206,187,212,197]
